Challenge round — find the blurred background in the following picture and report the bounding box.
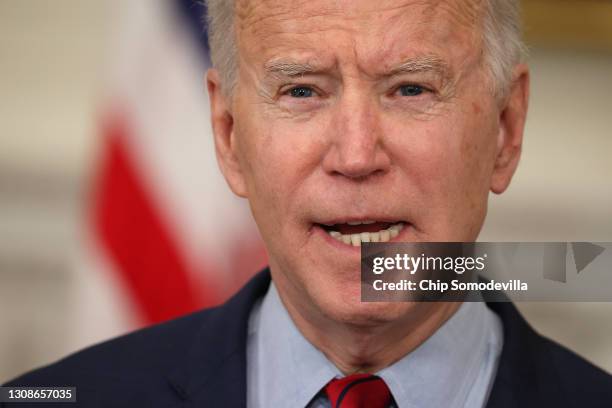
[0,0,611,383]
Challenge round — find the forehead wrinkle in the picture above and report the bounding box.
[341,1,479,77]
[423,0,486,34]
[238,0,485,34]
[240,0,485,87]
[236,8,352,62]
[237,0,344,33]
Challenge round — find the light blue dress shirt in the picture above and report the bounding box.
[247,282,503,408]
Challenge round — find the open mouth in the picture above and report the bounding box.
[317,220,406,247]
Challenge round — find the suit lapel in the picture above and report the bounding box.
[485,301,570,408]
[167,270,272,407]
[166,269,573,407]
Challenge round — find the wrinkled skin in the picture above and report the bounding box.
[208,0,528,372]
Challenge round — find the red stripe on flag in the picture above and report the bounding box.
[92,113,220,325]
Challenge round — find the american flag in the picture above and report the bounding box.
[72,0,266,346]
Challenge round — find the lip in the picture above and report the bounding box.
[313,222,412,255]
[317,217,405,226]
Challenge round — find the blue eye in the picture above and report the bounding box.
[399,85,424,96]
[289,87,314,98]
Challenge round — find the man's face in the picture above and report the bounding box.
[209,0,527,324]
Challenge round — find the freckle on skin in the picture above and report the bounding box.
[472,102,481,114]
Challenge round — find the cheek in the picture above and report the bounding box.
[384,107,497,237]
[457,103,500,191]
[459,126,497,188]
[444,111,499,235]
[383,116,461,199]
[233,102,329,227]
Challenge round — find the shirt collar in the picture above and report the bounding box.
[248,281,502,408]
[248,282,341,407]
[377,298,502,407]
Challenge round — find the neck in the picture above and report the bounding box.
[275,278,461,375]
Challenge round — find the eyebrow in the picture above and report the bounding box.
[262,55,452,81]
[386,55,451,79]
[263,60,322,78]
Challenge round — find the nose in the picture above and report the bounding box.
[322,90,391,179]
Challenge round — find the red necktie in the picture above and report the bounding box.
[324,373,392,408]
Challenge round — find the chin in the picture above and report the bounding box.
[318,287,418,328]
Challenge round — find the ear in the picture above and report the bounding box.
[207,69,248,197]
[490,63,530,194]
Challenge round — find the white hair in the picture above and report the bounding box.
[482,0,528,100]
[205,0,526,100]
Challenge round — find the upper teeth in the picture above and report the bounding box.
[328,222,404,247]
[347,220,376,225]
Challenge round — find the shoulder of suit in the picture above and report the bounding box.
[2,270,272,405]
[542,335,612,402]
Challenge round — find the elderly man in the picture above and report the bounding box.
[4,0,612,407]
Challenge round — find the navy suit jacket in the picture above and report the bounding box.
[3,269,612,407]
